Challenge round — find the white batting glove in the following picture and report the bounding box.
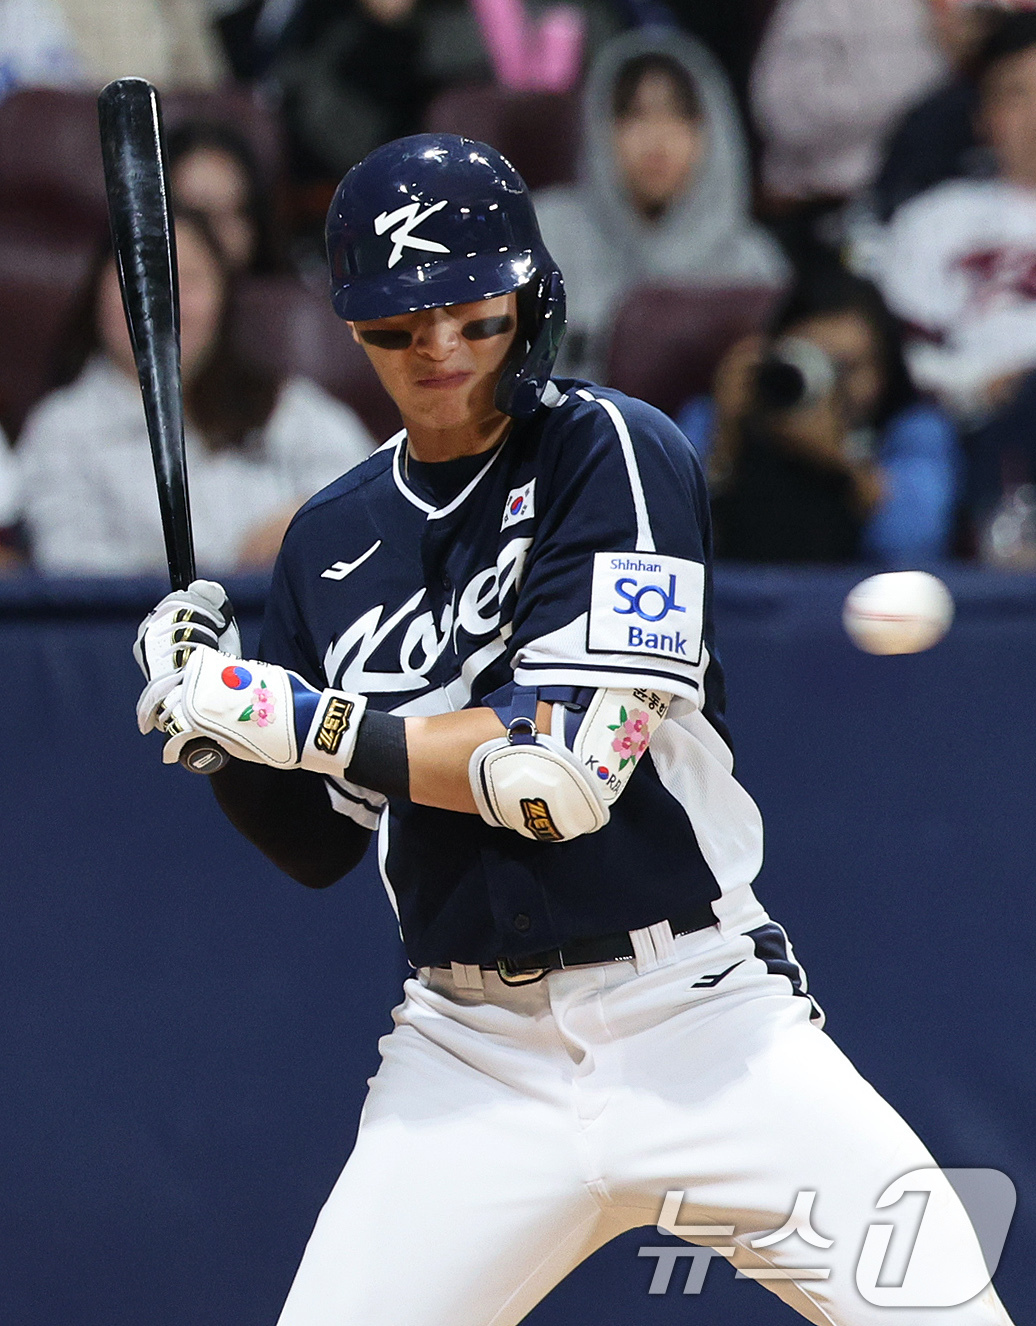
[135,580,241,735]
[164,646,368,775]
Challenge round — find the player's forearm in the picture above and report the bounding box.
[404,702,552,813]
[210,759,371,887]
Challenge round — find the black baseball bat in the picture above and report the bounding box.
[98,77,229,776]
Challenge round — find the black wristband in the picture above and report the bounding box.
[348,708,410,800]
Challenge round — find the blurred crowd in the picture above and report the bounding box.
[3,0,1036,573]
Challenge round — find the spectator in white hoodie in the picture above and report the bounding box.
[534,28,788,382]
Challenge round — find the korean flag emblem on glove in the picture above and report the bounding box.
[176,649,298,765]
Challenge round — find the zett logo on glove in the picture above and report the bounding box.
[314,697,355,756]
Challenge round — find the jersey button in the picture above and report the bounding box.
[513,913,531,932]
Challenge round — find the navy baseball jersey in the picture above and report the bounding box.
[259,380,765,967]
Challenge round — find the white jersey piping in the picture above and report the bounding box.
[390,434,507,519]
[575,390,655,552]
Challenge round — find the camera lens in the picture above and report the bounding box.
[756,359,808,410]
[755,337,837,412]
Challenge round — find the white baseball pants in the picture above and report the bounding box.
[276,921,1014,1326]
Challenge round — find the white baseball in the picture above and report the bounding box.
[842,571,954,655]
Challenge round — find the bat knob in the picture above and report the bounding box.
[179,737,230,775]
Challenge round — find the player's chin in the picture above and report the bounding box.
[407,381,486,428]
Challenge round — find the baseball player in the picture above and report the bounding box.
[134,136,1014,1326]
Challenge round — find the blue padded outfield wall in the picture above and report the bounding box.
[1,567,1033,1326]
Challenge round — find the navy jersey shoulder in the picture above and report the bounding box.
[547,379,704,459]
[526,380,709,513]
[284,382,707,544]
[285,436,400,534]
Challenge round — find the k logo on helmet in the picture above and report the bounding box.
[374,201,450,269]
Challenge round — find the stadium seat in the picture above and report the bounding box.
[230,276,401,444]
[423,85,580,190]
[0,222,101,440]
[0,86,284,225]
[604,285,782,418]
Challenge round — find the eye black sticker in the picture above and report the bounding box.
[463,315,515,341]
[359,328,413,350]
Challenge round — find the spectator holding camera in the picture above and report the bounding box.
[679,264,959,563]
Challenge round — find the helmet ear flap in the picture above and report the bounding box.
[495,269,567,419]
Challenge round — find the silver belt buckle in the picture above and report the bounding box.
[496,956,550,985]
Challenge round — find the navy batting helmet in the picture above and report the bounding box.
[326,133,566,418]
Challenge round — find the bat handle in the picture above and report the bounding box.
[179,737,230,775]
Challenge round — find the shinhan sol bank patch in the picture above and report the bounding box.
[587,551,705,664]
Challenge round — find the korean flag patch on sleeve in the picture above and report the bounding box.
[587,552,705,665]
